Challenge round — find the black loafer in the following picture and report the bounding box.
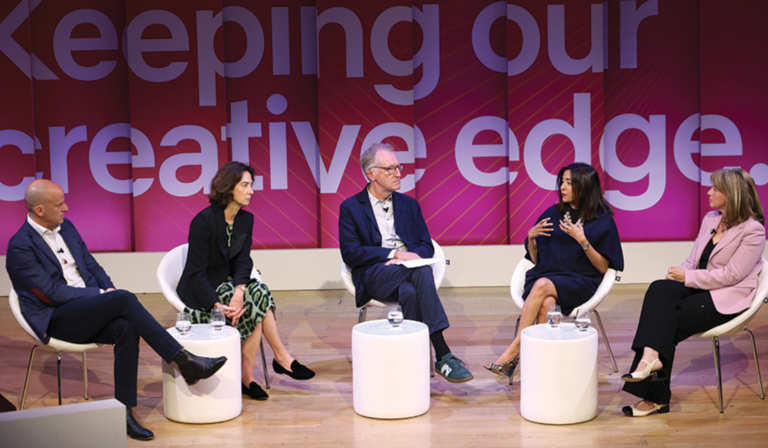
[272,359,315,380]
[242,382,269,401]
[126,408,154,441]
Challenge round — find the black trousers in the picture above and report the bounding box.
[47,290,183,407]
[622,280,736,404]
[363,263,450,335]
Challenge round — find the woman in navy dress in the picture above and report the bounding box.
[485,162,624,377]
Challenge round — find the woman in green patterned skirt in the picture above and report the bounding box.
[177,162,315,400]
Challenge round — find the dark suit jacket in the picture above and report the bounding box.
[339,186,434,307]
[176,205,254,311]
[6,219,114,343]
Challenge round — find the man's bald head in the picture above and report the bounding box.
[25,179,62,212]
[25,180,68,230]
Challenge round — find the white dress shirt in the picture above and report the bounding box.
[27,215,87,288]
[367,188,407,258]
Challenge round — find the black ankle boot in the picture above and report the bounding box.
[173,349,227,385]
[126,407,154,441]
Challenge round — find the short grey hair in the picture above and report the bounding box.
[360,143,394,177]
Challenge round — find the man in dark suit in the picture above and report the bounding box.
[6,179,227,441]
[339,143,473,383]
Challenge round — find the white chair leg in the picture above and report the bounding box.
[745,328,765,400]
[712,336,724,413]
[57,351,63,406]
[20,344,38,410]
[261,338,270,390]
[592,310,618,373]
[82,352,89,400]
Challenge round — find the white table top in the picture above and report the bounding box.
[353,319,427,337]
[522,323,597,342]
[167,323,238,342]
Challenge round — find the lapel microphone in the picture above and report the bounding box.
[57,248,64,254]
[710,229,716,235]
[383,206,389,213]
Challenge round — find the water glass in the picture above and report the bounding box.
[387,305,404,328]
[546,305,562,328]
[575,309,591,331]
[175,312,191,336]
[210,307,226,331]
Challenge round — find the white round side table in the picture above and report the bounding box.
[162,324,242,423]
[520,323,598,424]
[352,319,430,419]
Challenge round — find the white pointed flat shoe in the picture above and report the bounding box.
[622,401,669,417]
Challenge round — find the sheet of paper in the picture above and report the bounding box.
[398,257,441,269]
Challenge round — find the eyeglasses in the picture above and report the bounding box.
[371,164,404,175]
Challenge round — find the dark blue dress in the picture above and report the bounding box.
[523,205,624,315]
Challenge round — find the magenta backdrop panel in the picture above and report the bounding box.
[127,0,228,251]
[29,1,134,251]
[223,0,320,249]
[2,1,768,255]
[416,0,509,246]
[603,0,701,242]
[700,0,768,215]
[507,0,605,244]
[0,0,36,247]
[316,0,415,247]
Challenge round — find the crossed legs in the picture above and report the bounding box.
[490,277,558,366]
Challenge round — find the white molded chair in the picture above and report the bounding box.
[157,244,270,389]
[693,257,768,413]
[510,258,619,378]
[9,288,104,410]
[340,239,448,323]
[341,239,448,376]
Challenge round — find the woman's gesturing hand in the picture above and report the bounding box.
[528,218,553,242]
[559,213,587,246]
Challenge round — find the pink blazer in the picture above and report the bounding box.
[682,211,766,315]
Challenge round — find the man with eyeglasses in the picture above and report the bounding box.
[338,143,473,383]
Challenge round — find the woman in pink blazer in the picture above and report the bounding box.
[621,168,765,417]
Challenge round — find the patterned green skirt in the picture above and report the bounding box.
[184,279,276,344]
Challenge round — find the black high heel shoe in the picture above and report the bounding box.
[272,359,315,380]
[484,357,519,377]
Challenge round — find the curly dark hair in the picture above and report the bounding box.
[555,162,612,222]
[208,161,255,208]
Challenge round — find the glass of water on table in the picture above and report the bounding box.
[547,305,562,328]
[575,308,591,331]
[175,312,191,336]
[388,305,404,328]
[210,307,226,331]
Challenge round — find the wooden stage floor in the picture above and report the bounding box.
[1,285,767,447]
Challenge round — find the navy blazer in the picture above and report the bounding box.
[339,186,434,307]
[6,219,114,343]
[176,205,254,311]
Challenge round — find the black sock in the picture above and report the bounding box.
[430,331,450,361]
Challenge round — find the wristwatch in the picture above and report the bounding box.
[238,285,246,293]
[582,242,590,251]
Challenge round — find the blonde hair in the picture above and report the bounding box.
[710,168,765,227]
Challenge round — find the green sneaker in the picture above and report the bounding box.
[435,353,473,383]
